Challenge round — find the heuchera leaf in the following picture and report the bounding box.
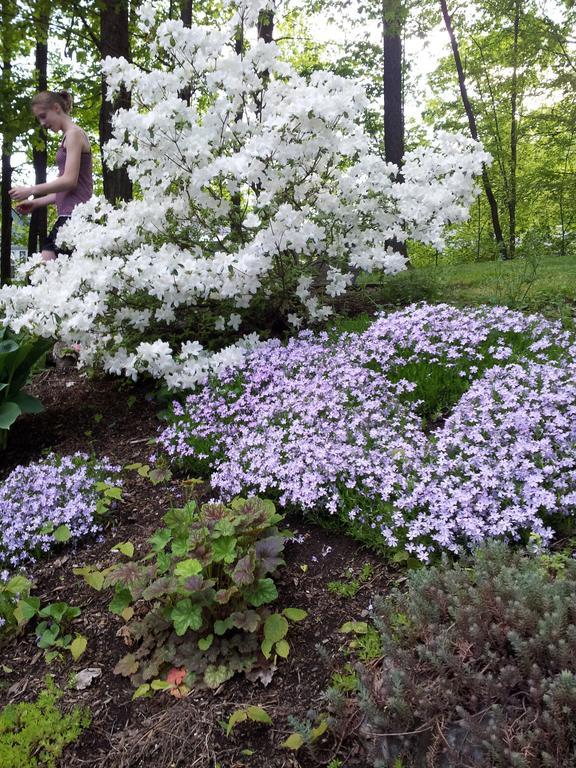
[254,536,285,572]
[230,610,261,632]
[246,578,278,607]
[109,588,133,615]
[171,599,203,636]
[204,664,234,689]
[174,558,203,578]
[214,587,238,605]
[231,554,255,586]
[142,576,178,600]
[114,653,139,677]
[212,536,236,563]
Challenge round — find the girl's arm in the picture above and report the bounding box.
[9,131,83,201]
[16,194,57,214]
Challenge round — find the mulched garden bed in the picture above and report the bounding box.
[1,366,393,767]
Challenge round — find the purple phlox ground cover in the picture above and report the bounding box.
[158,303,576,560]
[0,452,121,581]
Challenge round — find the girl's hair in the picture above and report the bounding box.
[31,90,73,114]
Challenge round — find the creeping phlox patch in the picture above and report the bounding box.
[0,453,122,578]
[0,1,487,390]
[158,303,576,560]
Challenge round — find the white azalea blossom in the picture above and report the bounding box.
[0,0,489,389]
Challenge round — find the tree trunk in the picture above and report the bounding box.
[440,0,509,260]
[1,151,13,284]
[0,3,14,285]
[28,1,49,257]
[508,0,520,259]
[180,0,192,26]
[99,0,132,203]
[382,0,407,261]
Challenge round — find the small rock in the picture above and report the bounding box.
[74,667,102,690]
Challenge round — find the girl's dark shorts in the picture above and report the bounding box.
[42,216,72,256]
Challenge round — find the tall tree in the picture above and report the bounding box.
[439,0,509,259]
[382,0,405,167]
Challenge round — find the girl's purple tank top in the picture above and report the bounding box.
[55,133,93,216]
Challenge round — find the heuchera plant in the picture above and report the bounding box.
[0,0,488,389]
[0,453,122,577]
[105,497,306,691]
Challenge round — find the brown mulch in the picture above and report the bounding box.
[0,366,392,767]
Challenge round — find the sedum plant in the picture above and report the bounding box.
[106,497,306,690]
[349,542,576,768]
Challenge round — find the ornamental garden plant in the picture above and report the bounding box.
[158,303,576,560]
[0,0,487,390]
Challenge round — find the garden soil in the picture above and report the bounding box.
[1,367,392,768]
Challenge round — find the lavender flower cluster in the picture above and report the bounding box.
[0,453,121,579]
[158,304,576,560]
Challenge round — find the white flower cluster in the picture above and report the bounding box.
[0,0,489,389]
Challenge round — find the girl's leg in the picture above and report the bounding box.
[41,249,57,262]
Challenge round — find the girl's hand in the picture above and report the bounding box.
[15,201,36,215]
[9,186,34,201]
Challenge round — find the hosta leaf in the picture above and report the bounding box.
[0,401,21,429]
[114,653,139,677]
[203,664,234,689]
[231,554,255,586]
[246,578,277,607]
[11,392,44,414]
[170,599,203,636]
[282,608,308,622]
[264,614,288,644]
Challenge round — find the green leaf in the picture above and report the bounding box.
[150,679,172,690]
[246,706,272,725]
[14,597,40,624]
[246,578,278,607]
[114,653,139,677]
[339,621,368,634]
[282,608,308,622]
[104,486,122,500]
[264,614,288,644]
[12,392,44,414]
[171,599,203,636]
[149,528,172,552]
[311,719,329,741]
[0,401,21,429]
[70,635,88,661]
[73,567,105,592]
[212,536,237,564]
[53,524,72,543]
[149,467,172,485]
[171,535,190,558]
[137,464,150,477]
[214,617,234,635]
[281,733,304,750]
[225,709,247,736]
[204,664,234,689]
[132,683,151,700]
[174,558,203,578]
[261,638,273,659]
[5,575,33,595]
[109,588,133,615]
[275,639,290,658]
[198,634,214,651]
[112,541,134,558]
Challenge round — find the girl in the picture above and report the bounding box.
[9,90,93,261]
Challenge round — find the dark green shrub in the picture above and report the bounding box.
[349,542,576,767]
[105,497,306,692]
[0,677,91,767]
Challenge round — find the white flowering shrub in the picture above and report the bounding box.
[0,0,489,389]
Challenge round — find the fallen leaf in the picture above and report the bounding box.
[74,667,102,690]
